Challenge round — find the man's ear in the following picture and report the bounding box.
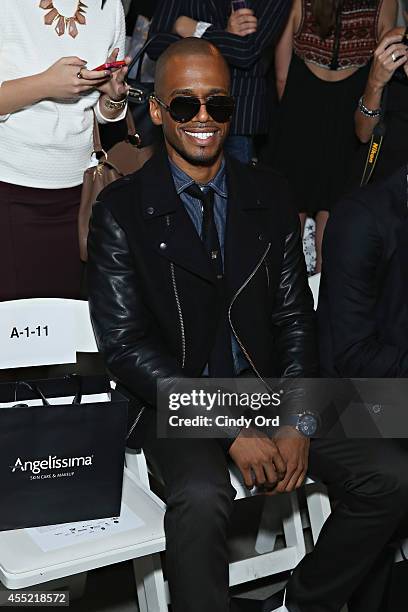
[149,98,163,126]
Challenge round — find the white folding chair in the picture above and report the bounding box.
[0,299,167,607]
[126,449,331,611]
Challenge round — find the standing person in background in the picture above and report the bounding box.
[354,25,408,184]
[0,0,129,301]
[147,0,291,164]
[272,0,397,273]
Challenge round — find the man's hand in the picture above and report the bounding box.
[272,426,310,494]
[173,16,198,38]
[229,428,286,489]
[227,8,258,37]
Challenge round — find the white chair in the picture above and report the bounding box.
[0,298,167,607]
[0,468,166,598]
[126,450,331,611]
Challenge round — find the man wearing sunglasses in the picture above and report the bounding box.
[87,37,407,612]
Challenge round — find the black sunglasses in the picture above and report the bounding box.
[151,94,235,123]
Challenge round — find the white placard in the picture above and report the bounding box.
[25,503,145,552]
[0,299,76,369]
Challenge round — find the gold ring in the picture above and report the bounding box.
[77,68,83,79]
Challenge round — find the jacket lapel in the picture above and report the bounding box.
[139,150,215,283]
[224,157,275,299]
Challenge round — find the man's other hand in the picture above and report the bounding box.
[227,8,258,37]
[272,426,310,494]
[229,428,286,489]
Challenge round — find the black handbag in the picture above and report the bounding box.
[0,375,128,531]
[126,35,162,148]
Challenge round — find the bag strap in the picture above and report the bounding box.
[92,110,104,156]
[15,375,83,407]
[127,34,160,82]
[329,1,343,71]
[360,86,388,187]
[92,107,139,156]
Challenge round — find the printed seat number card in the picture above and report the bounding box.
[0,299,77,369]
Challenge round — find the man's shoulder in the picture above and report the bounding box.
[95,172,140,212]
[226,156,293,205]
[330,165,406,226]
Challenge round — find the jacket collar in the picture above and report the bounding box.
[138,149,277,292]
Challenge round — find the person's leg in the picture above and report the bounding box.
[143,437,236,612]
[286,439,408,612]
[224,135,254,165]
[0,182,82,300]
[314,210,329,273]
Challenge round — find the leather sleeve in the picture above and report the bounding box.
[323,199,408,377]
[271,215,318,378]
[87,202,184,408]
[270,210,319,418]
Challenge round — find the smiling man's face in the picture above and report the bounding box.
[150,51,231,175]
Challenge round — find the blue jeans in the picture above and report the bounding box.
[224,135,254,165]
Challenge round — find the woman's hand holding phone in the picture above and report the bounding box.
[227,7,257,37]
[41,56,112,100]
[95,48,131,101]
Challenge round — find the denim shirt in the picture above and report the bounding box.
[169,157,249,375]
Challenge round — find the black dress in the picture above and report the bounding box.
[271,53,370,215]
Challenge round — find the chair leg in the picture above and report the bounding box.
[254,497,280,554]
[67,572,88,600]
[305,483,331,545]
[282,491,306,563]
[126,449,150,488]
[133,554,168,612]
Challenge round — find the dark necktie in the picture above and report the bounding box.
[186,184,223,277]
[185,183,235,377]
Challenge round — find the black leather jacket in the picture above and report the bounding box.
[87,151,318,447]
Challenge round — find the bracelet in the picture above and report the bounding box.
[103,94,128,112]
[358,95,381,118]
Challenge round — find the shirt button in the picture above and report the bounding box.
[159,242,167,250]
[258,234,264,241]
[146,207,155,215]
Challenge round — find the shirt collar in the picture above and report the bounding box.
[169,157,227,198]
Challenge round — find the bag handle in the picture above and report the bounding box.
[127,34,160,82]
[92,107,140,158]
[14,375,83,407]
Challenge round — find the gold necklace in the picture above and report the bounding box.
[39,1,87,38]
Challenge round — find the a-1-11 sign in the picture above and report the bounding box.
[0,299,77,369]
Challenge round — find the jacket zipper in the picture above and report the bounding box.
[265,259,270,289]
[126,405,146,441]
[228,243,274,392]
[170,262,186,368]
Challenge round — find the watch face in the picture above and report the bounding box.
[298,414,318,437]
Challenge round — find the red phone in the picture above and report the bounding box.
[93,60,126,71]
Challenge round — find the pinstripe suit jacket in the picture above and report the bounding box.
[147,0,290,136]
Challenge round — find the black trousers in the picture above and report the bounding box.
[143,436,408,612]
